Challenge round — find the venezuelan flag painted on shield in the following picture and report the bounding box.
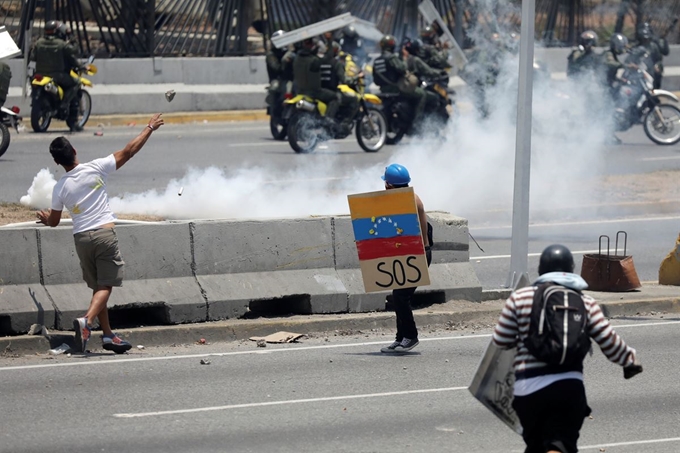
[348,187,430,293]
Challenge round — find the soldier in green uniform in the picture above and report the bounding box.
[402,39,447,111]
[567,30,601,79]
[293,38,341,124]
[600,33,628,90]
[265,30,295,106]
[631,22,669,89]
[419,26,450,70]
[320,44,359,129]
[372,35,427,125]
[30,20,81,129]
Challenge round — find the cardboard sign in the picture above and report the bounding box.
[348,187,430,293]
[468,340,523,434]
[0,26,21,60]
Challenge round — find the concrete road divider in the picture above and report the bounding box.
[0,213,481,336]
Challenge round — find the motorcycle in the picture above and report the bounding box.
[613,63,680,145]
[266,79,293,141]
[380,76,453,145]
[283,82,387,153]
[30,56,96,133]
[0,104,22,159]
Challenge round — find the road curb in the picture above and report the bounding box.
[90,110,270,127]
[2,296,678,357]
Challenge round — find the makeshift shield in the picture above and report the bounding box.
[468,340,522,434]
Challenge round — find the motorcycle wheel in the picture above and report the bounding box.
[30,97,52,133]
[270,116,287,141]
[287,113,319,153]
[643,104,680,145]
[66,90,92,132]
[0,122,9,158]
[356,109,387,153]
[386,125,406,145]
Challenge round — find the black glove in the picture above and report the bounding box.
[623,356,643,379]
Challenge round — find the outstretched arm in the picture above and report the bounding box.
[113,113,164,170]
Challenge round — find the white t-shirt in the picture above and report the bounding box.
[51,154,118,234]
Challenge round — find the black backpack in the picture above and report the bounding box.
[524,283,591,367]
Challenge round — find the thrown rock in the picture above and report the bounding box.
[256,339,267,348]
[199,359,211,365]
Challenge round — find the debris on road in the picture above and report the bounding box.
[49,343,71,355]
[137,345,145,350]
[198,338,206,345]
[249,331,304,344]
[256,339,266,348]
[28,324,45,335]
[94,131,103,137]
[199,359,211,365]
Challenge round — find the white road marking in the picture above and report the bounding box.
[640,155,680,161]
[580,437,680,450]
[473,215,680,230]
[472,250,599,260]
[0,320,677,372]
[112,386,469,418]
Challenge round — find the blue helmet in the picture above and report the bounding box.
[381,164,411,186]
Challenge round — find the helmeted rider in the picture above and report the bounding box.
[601,33,628,89]
[293,37,341,127]
[265,30,296,106]
[30,20,81,130]
[567,30,601,78]
[320,43,359,131]
[628,22,669,89]
[339,25,367,67]
[419,26,450,70]
[402,39,448,110]
[372,35,427,126]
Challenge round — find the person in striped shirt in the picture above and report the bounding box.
[492,244,643,453]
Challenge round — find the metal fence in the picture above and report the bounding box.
[2,0,680,58]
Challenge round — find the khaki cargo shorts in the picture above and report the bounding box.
[73,227,125,290]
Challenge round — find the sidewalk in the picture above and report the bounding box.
[2,284,678,357]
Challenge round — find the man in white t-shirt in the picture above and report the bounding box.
[37,113,164,353]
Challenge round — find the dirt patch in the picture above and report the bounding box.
[0,203,164,226]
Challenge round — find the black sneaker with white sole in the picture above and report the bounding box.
[394,338,419,352]
[380,340,402,353]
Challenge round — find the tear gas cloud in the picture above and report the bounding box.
[21,8,613,224]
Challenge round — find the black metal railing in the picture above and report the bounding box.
[2,0,680,58]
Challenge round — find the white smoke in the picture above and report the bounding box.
[20,168,57,210]
[21,17,615,224]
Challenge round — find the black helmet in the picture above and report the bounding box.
[538,244,575,275]
[421,25,436,44]
[610,33,628,55]
[343,25,357,40]
[578,30,598,50]
[637,22,652,41]
[404,38,423,55]
[45,20,68,38]
[379,35,396,51]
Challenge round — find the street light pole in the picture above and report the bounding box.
[506,0,535,289]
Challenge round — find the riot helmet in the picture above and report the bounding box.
[578,30,598,51]
[379,35,397,52]
[404,38,423,55]
[610,33,628,55]
[45,20,68,39]
[637,22,652,42]
[538,244,575,275]
[343,25,358,40]
[382,164,411,187]
[421,25,436,44]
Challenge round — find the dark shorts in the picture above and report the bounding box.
[73,227,125,290]
[512,379,592,453]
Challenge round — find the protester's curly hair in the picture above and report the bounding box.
[49,136,76,166]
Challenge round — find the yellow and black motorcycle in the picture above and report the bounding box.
[283,72,387,153]
[30,57,96,132]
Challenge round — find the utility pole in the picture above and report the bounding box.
[506,0,535,290]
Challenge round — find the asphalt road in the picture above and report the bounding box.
[2,119,679,290]
[0,317,678,453]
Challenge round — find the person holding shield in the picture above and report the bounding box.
[380,164,432,353]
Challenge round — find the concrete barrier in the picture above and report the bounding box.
[0,213,481,336]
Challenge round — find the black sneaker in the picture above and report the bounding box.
[380,340,402,353]
[394,338,419,352]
